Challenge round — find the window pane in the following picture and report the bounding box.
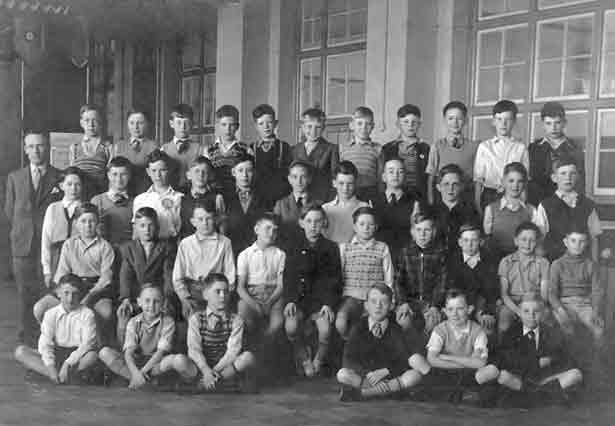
[328,0,367,45]
[203,37,216,68]
[502,64,526,99]
[504,27,528,63]
[539,0,594,9]
[347,52,366,110]
[477,69,500,103]
[327,58,346,115]
[599,111,615,150]
[473,115,526,142]
[563,57,591,96]
[328,14,347,44]
[598,153,615,188]
[531,111,588,150]
[181,76,202,128]
[536,60,562,98]
[303,0,323,18]
[328,0,347,14]
[600,11,615,97]
[566,17,592,56]
[539,22,565,59]
[480,31,502,66]
[203,73,216,126]
[326,52,365,117]
[479,0,529,19]
[182,34,202,70]
[302,0,323,50]
[300,58,322,113]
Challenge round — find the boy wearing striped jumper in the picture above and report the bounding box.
[336,207,393,340]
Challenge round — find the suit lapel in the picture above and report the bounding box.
[146,241,164,269]
[36,167,60,206]
[134,241,147,277]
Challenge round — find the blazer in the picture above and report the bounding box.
[4,165,62,257]
[225,189,270,257]
[273,193,320,245]
[291,138,339,202]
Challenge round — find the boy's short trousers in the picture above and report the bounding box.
[561,296,593,327]
[422,368,479,390]
[133,353,153,370]
[53,346,79,370]
[247,284,277,304]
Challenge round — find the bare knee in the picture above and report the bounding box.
[14,345,28,362]
[476,364,499,384]
[497,370,513,385]
[98,346,117,364]
[336,368,352,384]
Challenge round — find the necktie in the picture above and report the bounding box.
[451,137,460,148]
[561,193,578,208]
[389,193,397,205]
[177,140,190,153]
[527,330,536,349]
[143,243,152,260]
[238,190,251,203]
[211,313,223,330]
[466,255,479,269]
[131,139,142,152]
[32,167,41,191]
[372,323,383,338]
[112,193,128,206]
[297,196,303,209]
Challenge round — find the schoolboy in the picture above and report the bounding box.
[370,156,420,261]
[15,274,98,384]
[34,204,115,332]
[497,293,582,406]
[174,274,255,392]
[473,100,529,213]
[498,222,550,337]
[70,104,113,198]
[291,108,339,202]
[5,130,62,344]
[225,153,269,257]
[173,200,236,320]
[179,156,226,239]
[336,207,393,340]
[251,104,292,204]
[40,166,83,289]
[394,211,447,335]
[114,109,159,194]
[338,106,381,201]
[284,204,342,377]
[91,156,134,246]
[535,158,601,261]
[426,101,479,205]
[117,207,175,339]
[99,285,179,389]
[204,104,252,195]
[528,102,584,206]
[425,289,499,404]
[446,224,498,335]
[133,150,183,240]
[432,164,480,254]
[380,104,430,200]
[160,103,201,189]
[337,283,430,401]
[322,161,369,244]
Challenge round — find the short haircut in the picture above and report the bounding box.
[146,149,170,167]
[192,199,217,217]
[411,209,436,227]
[383,156,404,168]
[366,283,393,301]
[252,104,276,121]
[564,226,588,238]
[79,104,102,117]
[24,128,50,142]
[520,291,545,307]
[288,160,313,176]
[444,288,468,305]
[352,106,374,121]
[514,221,541,238]
[126,108,149,121]
[397,104,421,119]
[170,103,194,121]
[352,206,377,224]
[134,207,160,229]
[492,99,518,117]
[233,152,255,167]
[438,163,464,182]
[216,104,240,122]
[541,102,566,120]
[335,160,358,179]
[202,273,229,290]
[189,155,214,170]
[107,156,132,172]
[458,222,482,239]
[442,101,468,117]
[139,283,163,297]
[552,156,578,172]
[503,162,528,181]
[62,166,83,182]
[299,202,327,220]
[75,202,99,220]
[301,107,326,122]
[57,273,86,293]
[255,211,280,227]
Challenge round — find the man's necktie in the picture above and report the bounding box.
[177,140,190,153]
[389,193,397,205]
[32,167,41,191]
[372,323,383,338]
[297,196,303,209]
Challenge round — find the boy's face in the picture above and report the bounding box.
[301,117,324,143]
[188,163,211,188]
[514,229,538,256]
[300,210,326,241]
[80,110,101,137]
[127,112,147,139]
[135,216,157,242]
[397,114,421,138]
[61,174,82,201]
[551,164,578,192]
[232,160,254,188]
[169,115,192,139]
[349,115,374,141]
[492,111,515,138]
[519,300,543,330]
[542,116,566,141]
[77,212,98,239]
[444,108,466,135]
[411,219,435,248]
[24,134,48,166]
[382,159,405,189]
[254,219,278,246]
[436,172,462,204]
[503,170,525,198]
[458,230,481,256]
[203,280,229,312]
[444,296,471,327]
[138,287,163,319]
[364,289,391,323]
[191,208,216,236]
[288,165,311,194]
[564,232,588,256]
[254,114,277,140]
[107,166,130,192]
[147,160,169,187]
[217,116,239,142]
[333,173,356,200]
[57,283,81,311]
[353,213,376,241]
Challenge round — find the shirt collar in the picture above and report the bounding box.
[146,185,175,196]
[137,312,162,328]
[191,184,215,199]
[349,136,374,146]
[490,135,519,144]
[368,317,389,334]
[195,232,219,242]
[250,242,271,253]
[215,137,239,153]
[331,195,359,206]
[108,189,129,199]
[445,134,465,147]
[385,189,404,200]
[61,199,80,216]
[449,321,471,339]
[441,199,458,211]
[83,136,101,144]
[511,252,537,264]
[77,235,99,250]
[523,325,539,336]
[350,236,376,247]
[257,138,277,151]
[540,136,568,150]
[205,306,228,319]
[499,196,526,211]
[463,252,481,264]
[173,136,190,144]
[30,163,47,175]
[293,192,308,203]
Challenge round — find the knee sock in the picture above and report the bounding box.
[314,341,329,363]
[361,378,402,398]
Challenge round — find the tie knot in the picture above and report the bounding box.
[527,330,535,340]
[371,322,384,338]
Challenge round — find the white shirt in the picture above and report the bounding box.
[367,317,389,336]
[523,325,540,349]
[473,136,529,190]
[463,252,481,269]
[133,186,183,238]
[237,243,286,287]
[426,321,489,359]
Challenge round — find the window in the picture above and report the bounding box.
[471,114,527,142]
[298,0,367,131]
[600,10,615,97]
[595,109,615,194]
[478,0,529,20]
[530,110,588,150]
[538,0,595,10]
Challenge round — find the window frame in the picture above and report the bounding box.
[594,108,615,196]
[599,9,615,98]
[477,0,530,21]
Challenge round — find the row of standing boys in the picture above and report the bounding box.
[5,98,603,406]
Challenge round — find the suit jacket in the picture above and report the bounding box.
[119,239,176,301]
[225,189,270,257]
[446,249,498,315]
[291,138,338,202]
[274,193,320,245]
[4,165,62,257]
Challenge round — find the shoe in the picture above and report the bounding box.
[312,358,322,376]
[460,390,481,406]
[448,390,462,404]
[339,386,361,402]
[302,360,315,378]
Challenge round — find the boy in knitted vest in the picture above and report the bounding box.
[335,207,393,340]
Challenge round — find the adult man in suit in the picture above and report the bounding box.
[5,130,62,345]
